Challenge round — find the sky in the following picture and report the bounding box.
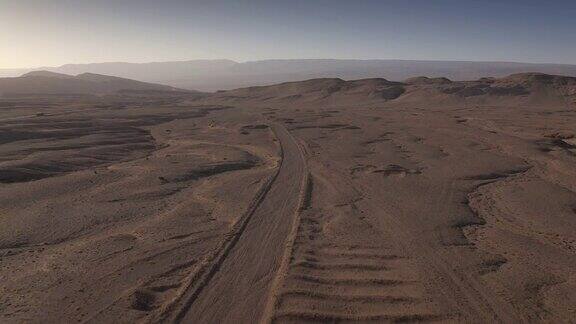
[1,0,576,69]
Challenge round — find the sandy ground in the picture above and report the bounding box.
[1,74,576,323]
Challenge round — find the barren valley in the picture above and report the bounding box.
[1,72,576,323]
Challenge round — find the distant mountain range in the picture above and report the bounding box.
[0,71,183,96]
[2,59,576,92]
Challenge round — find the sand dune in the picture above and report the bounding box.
[1,72,576,323]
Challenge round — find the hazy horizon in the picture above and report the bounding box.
[6,57,576,72]
[2,0,576,69]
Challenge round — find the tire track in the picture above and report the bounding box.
[152,123,308,323]
[262,171,311,324]
[266,167,446,323]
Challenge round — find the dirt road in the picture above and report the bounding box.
[166,124,307,323]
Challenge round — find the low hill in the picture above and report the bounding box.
[21,71,74,79]
[205,73,576,108]
[3,59,576,91]
[0,71,184,96]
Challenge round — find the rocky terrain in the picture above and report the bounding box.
[1,72,576,323]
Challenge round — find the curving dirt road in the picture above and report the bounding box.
[165,123,307,323]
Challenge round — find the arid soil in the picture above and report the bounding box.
[1,73,576,323]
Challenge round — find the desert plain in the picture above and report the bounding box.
[1,72,576,323]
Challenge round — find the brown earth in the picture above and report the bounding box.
[1,73,576,323]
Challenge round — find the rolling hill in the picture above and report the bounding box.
[205,72,576,108]
[0,71,184,96]
[3,59,576,92]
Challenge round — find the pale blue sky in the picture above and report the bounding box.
[1,0,576,68]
